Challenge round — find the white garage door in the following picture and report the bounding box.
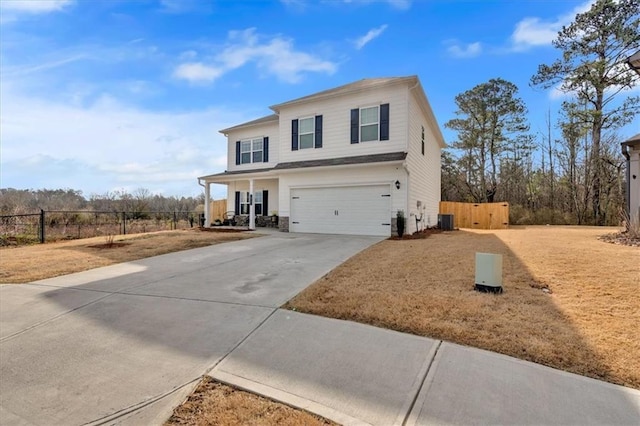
[290,185,391,236]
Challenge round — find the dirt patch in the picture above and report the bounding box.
[286,226,640,389]
[86,242,131,249]
[598,231,640,247]
[0,229,259,283]
[166,377,336,426]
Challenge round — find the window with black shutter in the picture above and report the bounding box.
[293,115,323,150]
[352,103,389,143]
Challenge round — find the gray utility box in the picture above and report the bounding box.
[438,214,454,230]
[475,252,503,293]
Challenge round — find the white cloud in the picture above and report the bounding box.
[173,62,223,83]
[159,0,210,14]
[280,0,306,8]
[342,0,411,10]
[173,28,337,84]
[3,55,88,77]
[510,0,595,49]
[446,40,482,58]
[0,87,248,197]
[354,24,388,50]
[0,0,74,13]
[179,50,198,60]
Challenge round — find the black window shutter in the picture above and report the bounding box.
[234,191,240,215]
[235,141,241,165]
[262,190,268,216]
[350,109,359,144]
[291,119,299,151]
[380,103,390,141]
[263,137,269,162]
[315,115,323,148]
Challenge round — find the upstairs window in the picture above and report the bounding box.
[360,106,379,142]
[291,116,323,150]
[351,103,389,144]
[299,117,315,149]
[235,137,269,165]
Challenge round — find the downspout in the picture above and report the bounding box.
[622,143,631,222]
[403,161,411,233]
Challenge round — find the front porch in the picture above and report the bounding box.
[198,169,280,231]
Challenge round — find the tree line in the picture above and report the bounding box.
[442,0,639,226]
[0,188,205,218]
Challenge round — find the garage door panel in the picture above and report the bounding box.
[290,185,391,236]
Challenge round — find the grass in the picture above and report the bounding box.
[0,228,258,283]
[285,226,640,389]
[165,377,335,426]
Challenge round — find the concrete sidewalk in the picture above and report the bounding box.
[211,309,640,426]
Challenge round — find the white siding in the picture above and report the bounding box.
[277,83,409,163]
[226,122,279,171]
[278,164,407,220]
[405,90,442,234]
[226,179,279,215]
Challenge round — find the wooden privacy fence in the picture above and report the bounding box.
[209,199,227,222]
[439,202,509,229]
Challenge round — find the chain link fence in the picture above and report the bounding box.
[0,210,202,246]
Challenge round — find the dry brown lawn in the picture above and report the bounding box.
[0,229,258,283]
[166,377,335,426]
[286,226,640,389]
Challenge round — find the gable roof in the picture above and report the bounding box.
[217,75,446,148]
[219,113,278,134]
[622,133,640,147]
[269,76,417,112]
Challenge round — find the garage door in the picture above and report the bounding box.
[290,185,391,236]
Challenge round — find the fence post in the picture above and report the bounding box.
[39,209,45,243]
[173,211,177,230]
[122,211,126,235]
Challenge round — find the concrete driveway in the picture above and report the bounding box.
[0,232,383,425]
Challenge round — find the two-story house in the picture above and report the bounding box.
[198,76,446,236]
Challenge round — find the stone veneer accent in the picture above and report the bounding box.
[279,216,289,232]
[233,215,279,228]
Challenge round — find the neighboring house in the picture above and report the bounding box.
[622,50,640,224]
[622,134,640,224]
[198,76,445,236]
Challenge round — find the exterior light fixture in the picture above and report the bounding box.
[395,180,401,190]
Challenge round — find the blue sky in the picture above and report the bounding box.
[1,0,638,200]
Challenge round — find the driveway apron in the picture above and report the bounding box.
[0,232,382,425]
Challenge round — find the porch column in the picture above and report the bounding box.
[204,182,211,228]
[249,178,255,230]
